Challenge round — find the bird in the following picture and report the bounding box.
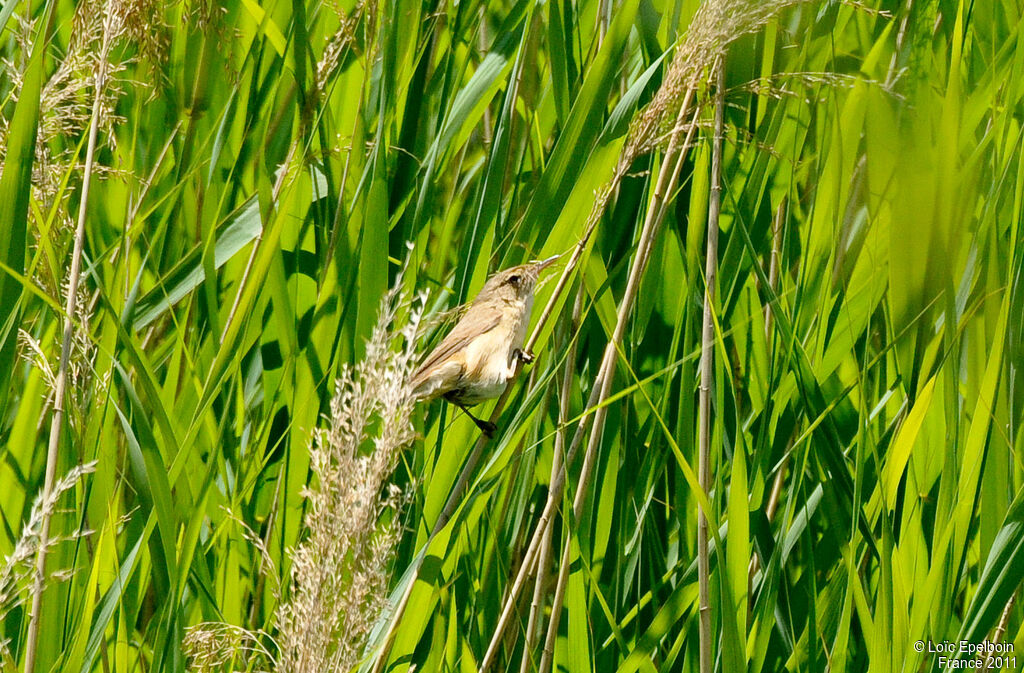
[410,255,560,436]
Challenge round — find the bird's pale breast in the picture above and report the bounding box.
[448,296,531,405]
[453,322,514,404]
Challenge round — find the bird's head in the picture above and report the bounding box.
[475,255,561,305]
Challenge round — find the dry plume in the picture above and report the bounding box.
[186,269,425,673]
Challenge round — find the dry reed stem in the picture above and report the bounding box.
[479,78,699,673]
[23,4,117,669]
[517,2,807,665]
[698,58,725,673]
[14,5,167,661]
[522,290,582,673]
[522,0,800,653]
[531,88,702,673]
[988,594,1015,671]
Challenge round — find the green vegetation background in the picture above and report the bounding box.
[0,0,1022,671]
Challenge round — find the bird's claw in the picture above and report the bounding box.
[515,349,535,365]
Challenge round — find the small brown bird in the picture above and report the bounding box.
[411,255,560,436]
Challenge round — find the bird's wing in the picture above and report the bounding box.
[410,306,502,392]
[411,359,464,400]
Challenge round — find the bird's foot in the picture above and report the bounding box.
[479,420,498,438]
[456,402,498,437]
[515,349,535,365]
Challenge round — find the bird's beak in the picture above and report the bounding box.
[532,254,561,272]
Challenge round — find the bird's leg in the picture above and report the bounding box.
[514,348,534,365]
[453,402,497,438]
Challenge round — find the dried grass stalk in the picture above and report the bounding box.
[275,280,423,673]
[186,269,424,673]
[626,0,811,157]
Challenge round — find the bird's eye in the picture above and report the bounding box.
[507,274,521,285]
